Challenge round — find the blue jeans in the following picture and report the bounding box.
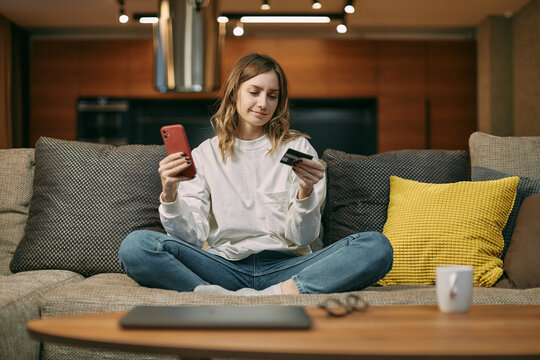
[118,230,393,294]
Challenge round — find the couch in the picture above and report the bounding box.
[1,131,539,360]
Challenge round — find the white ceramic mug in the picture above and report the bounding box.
[436,266,474,313]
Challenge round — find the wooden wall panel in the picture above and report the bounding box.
[326,40,377,97]
[79,40,130,96]
[30,40,80,143]
[428,41,477,150]
[377,41,427,152]
[128,39,157,97]
[377,41,427,96]
[274,39,330,97]
[221,38,378,98]
[222,38,332,97]
[29,37,476,151]
[378,96,427,152]
[430,95,476,150]
[428,41,476,97]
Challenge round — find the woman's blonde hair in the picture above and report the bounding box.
[211,53,307,163]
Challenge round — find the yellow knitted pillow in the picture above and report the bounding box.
[379,176,519,287]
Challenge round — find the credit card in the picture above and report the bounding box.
[280,148,313,166]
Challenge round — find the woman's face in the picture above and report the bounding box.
[235,70,280,139]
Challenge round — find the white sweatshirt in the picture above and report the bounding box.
[158,134,326,261]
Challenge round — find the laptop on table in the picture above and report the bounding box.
[120,305,312,330]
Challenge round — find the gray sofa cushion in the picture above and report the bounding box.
[471,166,540,258]
[10,137,166,277]
[469,131,540,178]
[42,345,176,360]
[321,148,469,246]
[40,274,540,318]
[0,270,83,360]
[0,149,34,276]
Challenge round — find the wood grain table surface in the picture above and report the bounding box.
[27,305,540,359]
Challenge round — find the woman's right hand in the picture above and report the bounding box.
[158,152,193,203]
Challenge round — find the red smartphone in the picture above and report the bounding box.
[161,124,197,178]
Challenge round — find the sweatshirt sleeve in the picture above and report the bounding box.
[158,149,210,248]
[284,141,326,247]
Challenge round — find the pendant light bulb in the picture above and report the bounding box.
[261,0,270,10]
[345,0,355,14]
[336,23,347,34]
[233,21,244,36]
[119,9,129,23]
[117,0,128,24]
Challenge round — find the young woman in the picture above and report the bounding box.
[119,53,393,295]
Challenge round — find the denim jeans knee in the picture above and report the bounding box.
[349,231,394,272]
[291,231,394,294]
[118,229,156,270]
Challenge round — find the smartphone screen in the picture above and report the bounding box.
[161,125,197,178]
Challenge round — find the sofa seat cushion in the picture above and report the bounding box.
[0,270,83,309]
[0,148,34,276]
[10,137,167,276]
[39,274,540,320]
[0,270,83,360]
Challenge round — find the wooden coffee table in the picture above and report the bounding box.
[27,305,540,359]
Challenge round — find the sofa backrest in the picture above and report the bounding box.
[469,131,540,178]
[0,148,34,276]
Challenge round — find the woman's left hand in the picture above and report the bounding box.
[292,158,326,199]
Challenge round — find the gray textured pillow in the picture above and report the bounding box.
[0,149,34,276]
[321,148,469,246]
[469,132,540,178]
[10,137,166,276]
[472,166,540,259]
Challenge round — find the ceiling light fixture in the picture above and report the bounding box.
[240,16,331,24]
[233,21,244,36]
[134,13,159,24]
[117,0,129,23]
[261,0,271,10]
[138,16,158,24]
[218,0,354,36]
[344,0,355,14]
[336,22,347,33]
[119,11,129,23]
